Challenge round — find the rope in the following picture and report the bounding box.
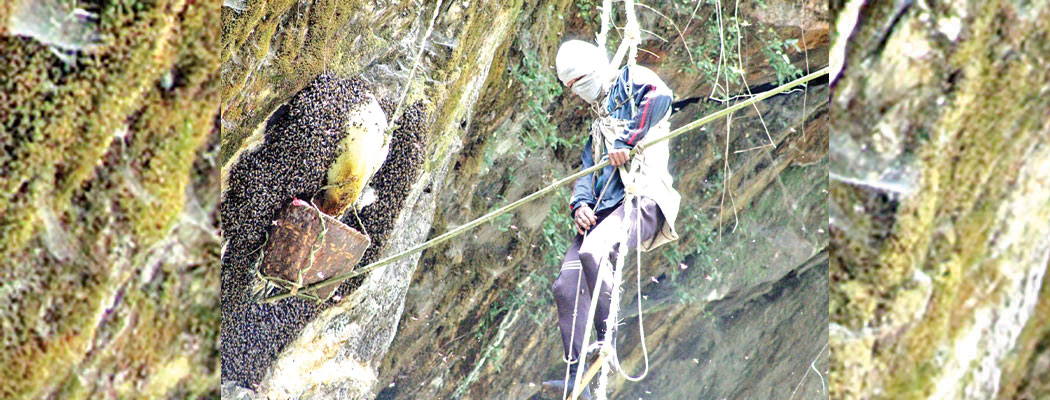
[624,194,650,381]
[569,194,647,395]
[733,0,775,149]
[625,0,639,116]
[625,0,639,70]
[595,194,631,398]
[388,0,442,146]
[708,0,728,101]
[570,253,609,399]
[259,66,828,303]
[606,195,651,383]
[799,0,811,142]
[595,3,641,397]
[596,0,612,52]
[561,156,617,400]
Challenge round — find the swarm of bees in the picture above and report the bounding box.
[219,73,369,386]
[218,72,430,387]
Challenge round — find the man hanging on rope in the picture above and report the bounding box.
[543,39,680,399]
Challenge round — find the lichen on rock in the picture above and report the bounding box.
[829,0,1050,398]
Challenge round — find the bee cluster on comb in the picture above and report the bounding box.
[220,73,368,386]
[219,73,429,388]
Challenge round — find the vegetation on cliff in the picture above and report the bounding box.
[1,0,220,397]
[830,0,1050,398]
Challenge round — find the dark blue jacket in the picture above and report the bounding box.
[569,65,673,216]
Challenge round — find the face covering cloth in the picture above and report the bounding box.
[571,72,604,104]
[556,40,609,105]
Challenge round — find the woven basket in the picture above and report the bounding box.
[259,198,370,300]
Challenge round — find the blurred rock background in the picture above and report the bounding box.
[830,0,1050,398]
[0,0,219,398]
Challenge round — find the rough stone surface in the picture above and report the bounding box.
[829,0,1050,398]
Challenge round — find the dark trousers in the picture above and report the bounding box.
[551,196,664,362]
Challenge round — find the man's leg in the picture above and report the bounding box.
[577,196,665,341]
[548,235,595,399]
[551,235,590,362]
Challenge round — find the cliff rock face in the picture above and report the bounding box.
[830,0,1050,398]
[221,0,830,399]
[0,0,220,398]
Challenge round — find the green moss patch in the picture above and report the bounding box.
[830,0,1050,397]
[0,0,219,397]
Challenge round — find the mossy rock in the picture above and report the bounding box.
[0,0,220,397]
[830,0,1050,397]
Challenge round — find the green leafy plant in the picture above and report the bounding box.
[574,0,602,27]
[685,13,805,94]
[662,205,715,270]
[539,187,575,267]
[758,27,803,85]
[489,213,514,233]
[510,48,582,157]
[687,14,747,96]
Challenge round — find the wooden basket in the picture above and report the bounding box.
[259,198,370,300]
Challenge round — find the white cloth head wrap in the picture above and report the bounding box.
[555,40,609,104]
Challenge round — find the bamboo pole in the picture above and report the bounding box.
[571,355,605,400]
